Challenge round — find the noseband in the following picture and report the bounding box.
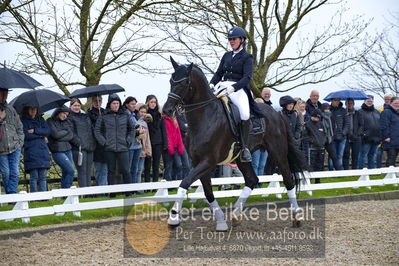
[168,74,217,113]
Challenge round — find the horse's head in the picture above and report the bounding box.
[163,57,194,118]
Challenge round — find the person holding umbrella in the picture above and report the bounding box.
[46,106,75,189]
[21,106,51,192]
[0,88,24,194]
[69,98,96,187]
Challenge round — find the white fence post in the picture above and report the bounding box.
[300,171,313,196]
[190,185,203,203]
[355,168,371,189]
[383,166,399,187]
[263,174,282,199]
[55,186,81,217]
[154,180,170,207]
[5,191,30,223]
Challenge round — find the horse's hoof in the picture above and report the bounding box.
[292,212,303,228]
[168,214,180,226]
[216,221,228,232]
[292,220,302,228]
[232,215,243,227]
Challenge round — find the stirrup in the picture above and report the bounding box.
[240,148,252,162]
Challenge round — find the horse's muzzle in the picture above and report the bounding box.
[162,106,175,119]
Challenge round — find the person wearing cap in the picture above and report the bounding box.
[94,94,135,189]
[46,105,75,189]
[0,88,24,194]
[303,109,326,182]
[358,95,380,169]
[328,98,350,170]
[279,95,301,147]
[209,26,263,162]
[342,98,363,169]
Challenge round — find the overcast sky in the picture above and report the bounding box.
[1,0,398,108]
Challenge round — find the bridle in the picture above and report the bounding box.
[167,74,217,114]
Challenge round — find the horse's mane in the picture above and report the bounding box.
[189,64,208,83]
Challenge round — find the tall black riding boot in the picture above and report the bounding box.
[239,120,252,162]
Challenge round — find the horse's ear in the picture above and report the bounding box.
[187,63,193,74]
[170,56,179,70]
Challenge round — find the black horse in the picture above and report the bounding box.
[163,57,306,231]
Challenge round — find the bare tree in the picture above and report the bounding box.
[0,0,12,15]
[151,0,372,96]
[0,0,175,96]
[350,13,399,99]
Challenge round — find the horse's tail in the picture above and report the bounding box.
[285,125,307,192]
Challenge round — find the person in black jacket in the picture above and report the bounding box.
[94,94,135,187]
[305,90,322,115]
[380,97,399,166]
[69,98,96,187]
[144,95,167,183]
[303,109,326,183]
[87,96,107,186]
[209,26,263,162]
[358,95,380,169]
[342,98,363,169]
[328,98,349,170]
[47,106,75,188]
[279,96,301,147]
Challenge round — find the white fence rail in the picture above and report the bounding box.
[1,166,398,223]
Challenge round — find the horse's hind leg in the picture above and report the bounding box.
[200,175,228,231]
[278,162,302,228]
[168,160,214,226]
[231,161,259,226]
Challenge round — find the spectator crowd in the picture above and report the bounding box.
[0,87,398,194]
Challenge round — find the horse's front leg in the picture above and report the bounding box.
[168,160,214,227]
[232,161,259,226]
[200,175,228,232]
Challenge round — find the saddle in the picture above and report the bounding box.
[217,94,240,138]
[217,95,266,137]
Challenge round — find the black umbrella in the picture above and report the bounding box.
[69,84,125,98]
[0,68,42,89]
[10,89,70,113]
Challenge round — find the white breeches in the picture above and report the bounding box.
[229,89,250,120]
[214,81,250,121]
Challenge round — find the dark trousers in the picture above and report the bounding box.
[104,151,130,185]
[72,150,93,187]
[144,144,163,182]
[163,148,183,181]
[308,148,324,184]
[342,140,361,170]
[387,148,399,166]
[325,142,342,170]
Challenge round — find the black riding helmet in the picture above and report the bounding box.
[227,26,247,48]
[228,26,247,39]
[279,95,296,107]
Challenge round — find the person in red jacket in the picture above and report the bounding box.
[163,114,184,181]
